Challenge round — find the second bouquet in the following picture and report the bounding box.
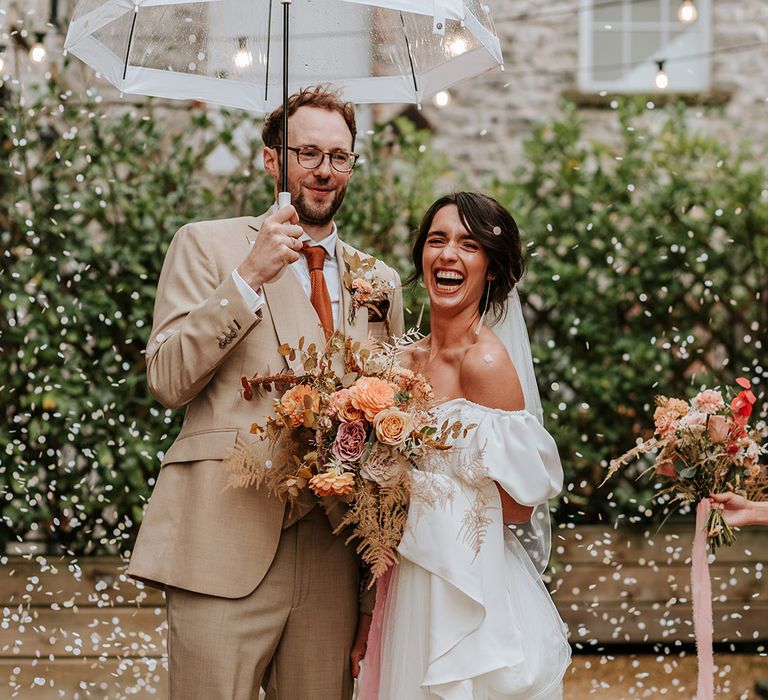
[225,333,473,583]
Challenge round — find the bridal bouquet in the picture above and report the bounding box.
[226,333,471,582]
[604,377,765,549]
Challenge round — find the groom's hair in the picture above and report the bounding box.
[262,85,357,150]
[409,192,525,320]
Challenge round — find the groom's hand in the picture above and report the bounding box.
[350,612,372,678]
[237,205,304,290]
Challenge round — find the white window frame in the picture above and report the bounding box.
[578,0,711,94]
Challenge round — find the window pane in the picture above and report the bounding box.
[594,1,623,23]
[592,30,624,80]
[630,30,662,65]
[631,0,661,23]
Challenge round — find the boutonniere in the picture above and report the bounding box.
[342,250,394,325]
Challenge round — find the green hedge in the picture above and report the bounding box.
[494,100,767,523]
[0,85,445,555]
[1,85,765,555]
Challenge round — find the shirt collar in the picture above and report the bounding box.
[300,222,338,260]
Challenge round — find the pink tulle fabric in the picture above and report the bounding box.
[357,565,394,700]
[692,498,714,700]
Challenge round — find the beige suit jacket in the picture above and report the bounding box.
[127,214,404,598]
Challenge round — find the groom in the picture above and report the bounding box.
[128,86,404,699]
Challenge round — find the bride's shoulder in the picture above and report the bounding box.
[396,336,428,371]
[459,331,524,411]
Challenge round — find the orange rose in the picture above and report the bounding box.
[277,385,320,428]
[373,408,413,446]
[328,388,364,422]
[309,468,355,496]
[653,397,688,438]
[349,377,398,421]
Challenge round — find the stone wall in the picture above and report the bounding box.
[414,0,768,181]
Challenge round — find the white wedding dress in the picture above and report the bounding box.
[373,398,571,700]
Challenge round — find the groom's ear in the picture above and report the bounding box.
[263,146,279,178]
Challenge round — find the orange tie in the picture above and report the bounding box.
[302,243,334,339]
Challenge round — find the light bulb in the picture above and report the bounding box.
[677,0,698,24]
[433,90,450,107]
[654,61,669,90]
[234,49,252,69]
[234,37,252,70]
[30,34,47,64]
[447,38,467,57]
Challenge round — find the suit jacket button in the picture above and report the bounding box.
[220,298,229,307]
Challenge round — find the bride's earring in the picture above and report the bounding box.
[475,281,492,336]
[416,302,425,330]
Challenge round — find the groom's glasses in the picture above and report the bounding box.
[277,145,359,173]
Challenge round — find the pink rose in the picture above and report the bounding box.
[679,411,707,434]
[691,389,725,415]
[706,414,729,443]
[332,420,368,462]
[352,278,375,300]
[359,443,408,486]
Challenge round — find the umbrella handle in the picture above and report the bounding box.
[277,191,292,209]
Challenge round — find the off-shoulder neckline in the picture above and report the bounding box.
[432,397,530,416]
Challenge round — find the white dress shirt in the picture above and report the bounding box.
[232,223,341,330]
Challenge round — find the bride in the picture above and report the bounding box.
[355,192,571,699]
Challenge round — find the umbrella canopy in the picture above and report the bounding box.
[64,0,503,112]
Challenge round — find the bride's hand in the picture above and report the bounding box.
[351,612,373,678]
[496,483,533,524]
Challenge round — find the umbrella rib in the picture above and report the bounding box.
[399,12,419,98]
[122,7,138,83]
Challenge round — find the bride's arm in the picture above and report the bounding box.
[461,339,534,524]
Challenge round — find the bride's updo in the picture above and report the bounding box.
[410,192,525,319]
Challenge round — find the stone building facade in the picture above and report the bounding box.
[414,0,768,180]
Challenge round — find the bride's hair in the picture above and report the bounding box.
[408,192,525,319]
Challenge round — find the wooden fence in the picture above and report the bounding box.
[1,524,766,698]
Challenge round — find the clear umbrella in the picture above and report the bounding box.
[64,0,502,200]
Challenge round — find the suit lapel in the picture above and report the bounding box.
[337,240,369,347]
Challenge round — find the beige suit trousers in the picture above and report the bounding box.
[165,507,359,700]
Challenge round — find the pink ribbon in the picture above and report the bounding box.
[692,498,714,700]
[357,565,394,700]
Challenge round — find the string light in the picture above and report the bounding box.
[433,90,450,107]
[447,37,468,57]
[677,0,698,24]
[654,60,669,89]
[233,36,253,70]
[29,33,47,64]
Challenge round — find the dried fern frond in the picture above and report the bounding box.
[338,478,412,586]
[460,491,494,558]
[746,465,768,502]
[600,436,665,486]
[454,448,489,488]
[222,439,268,490]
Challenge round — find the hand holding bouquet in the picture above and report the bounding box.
[226,333,473,582]
[604,377,765,549]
